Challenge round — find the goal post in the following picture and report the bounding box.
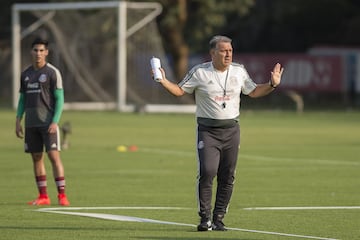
[11,1,196,113]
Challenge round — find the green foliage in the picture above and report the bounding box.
[153,0,360,53]
[155,0,255,53]
[1,110,359,239]
[185,0,255,44]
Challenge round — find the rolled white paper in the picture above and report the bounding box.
[150,57,162,82]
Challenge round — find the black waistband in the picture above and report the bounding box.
[197,117,238,128]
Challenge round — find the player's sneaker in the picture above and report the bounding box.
[58,193,70,206]
[212,219,227,231]
[27,195,51,205]
[197,218,212,231]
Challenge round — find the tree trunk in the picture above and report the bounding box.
[163,0,189,81]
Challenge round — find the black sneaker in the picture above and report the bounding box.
[197,218,212,231]
[212,219,227,231]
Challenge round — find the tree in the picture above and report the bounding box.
[153,0,255,80]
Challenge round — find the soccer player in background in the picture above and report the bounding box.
[15,37,70,206]
[152,35,283,231]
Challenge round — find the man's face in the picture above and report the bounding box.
[211,41,233,70]
[31,44,48,66]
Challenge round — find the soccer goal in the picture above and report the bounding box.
[12,1,196,113]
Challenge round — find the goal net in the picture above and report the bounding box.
[12,1,196,113]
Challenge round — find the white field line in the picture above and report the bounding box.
[140,147,359,166]
[140,147,194,156]
[35,206,191,211]
[240,154,359,166]
[226,226,338,240]
[33,206,338,240]
[244,206,360,210]
[36,209,195,227]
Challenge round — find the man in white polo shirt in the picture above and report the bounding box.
[152,35,284,231]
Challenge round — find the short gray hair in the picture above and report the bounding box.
[209,35,232,49]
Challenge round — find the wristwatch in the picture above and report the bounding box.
[269,81,277,89]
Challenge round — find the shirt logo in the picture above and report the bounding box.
[27,82,39,88]
[39,74,47,83]
[24,76,30,82]
[229,76,238,86]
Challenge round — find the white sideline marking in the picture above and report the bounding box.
[36,206,190,211]
[33,206,338,240]
[227,227,338,240]
[140,147,359,166]
[141,148,194,156]
[36,209,195,227]
[240,154,359,166]
[244,206,360,210]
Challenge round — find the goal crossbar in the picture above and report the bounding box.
[12,1,167,112]
[12,1,162,12]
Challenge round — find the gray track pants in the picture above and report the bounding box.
[196,124,240,219]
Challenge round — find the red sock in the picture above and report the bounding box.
[36,175,47,197]
[55,177,66,194]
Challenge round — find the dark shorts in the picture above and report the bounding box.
[24,126,61,153]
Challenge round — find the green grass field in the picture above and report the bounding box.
[1,109,359,240]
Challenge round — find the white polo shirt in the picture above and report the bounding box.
[178,61,257,120]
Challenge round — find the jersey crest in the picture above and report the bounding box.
[39,74,47,83]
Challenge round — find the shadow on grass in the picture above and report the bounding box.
[0,226,108,231]
[134,236,260,240]
[0,226,261,239]
[134,236,259,240]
